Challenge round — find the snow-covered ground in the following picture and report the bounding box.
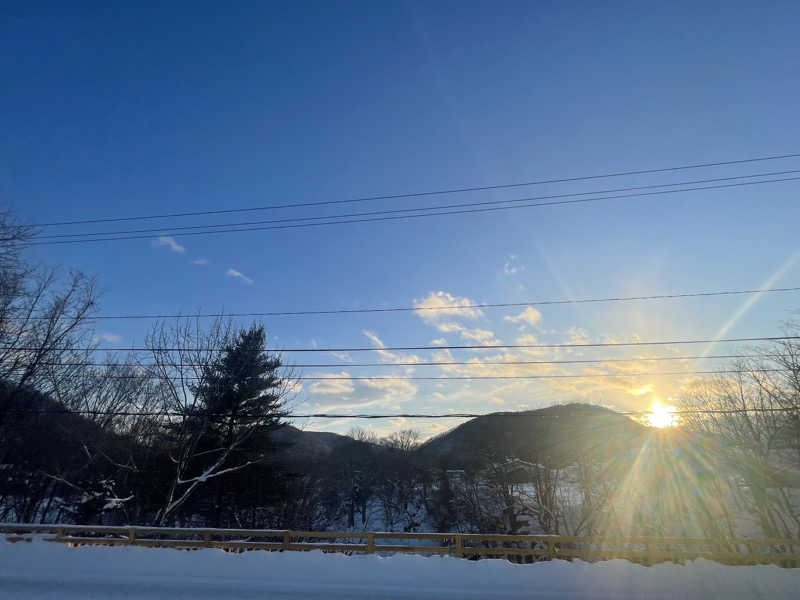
[1,537,798,599]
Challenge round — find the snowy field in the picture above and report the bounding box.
[1,537,799,599]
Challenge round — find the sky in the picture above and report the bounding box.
[2,1,800,438]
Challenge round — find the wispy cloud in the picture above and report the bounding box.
[360,377,417,395]
[330,351,353,362]
[414,291,483,322]
[92,332,122,345]
[309,372,354,395]
[152,236,185,254]
[503,254,524,275]
[363,330,421,364]
[191,258,210,265]
[413,291,500,345]
[226,268,254,285]
[504,306,542,328]
[426,320,500,346]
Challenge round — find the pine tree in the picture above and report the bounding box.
[193,324,289,527]
[151,322,291,526]
[196,324,287,448]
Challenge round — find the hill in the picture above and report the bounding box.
[416,403,646,469]
[272,425,358,457]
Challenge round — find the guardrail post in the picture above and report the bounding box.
[282,531,291,551]
[746,542,756,565]
[128,527,137,546]
[547,538,554,561]
[455,535,463,558]
[57,527,65,541]
[366,533,375,554]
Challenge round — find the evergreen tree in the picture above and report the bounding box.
[196,324,288,448]
[193,324,289,526]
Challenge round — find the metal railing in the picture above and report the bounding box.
[2,523,798,566]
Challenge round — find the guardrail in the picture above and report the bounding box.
[2,523,798,567]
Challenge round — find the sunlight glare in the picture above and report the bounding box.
[647,401,677,428]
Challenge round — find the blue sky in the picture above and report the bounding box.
[2,1,800,437]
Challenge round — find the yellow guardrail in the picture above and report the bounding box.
[1,523,798,566]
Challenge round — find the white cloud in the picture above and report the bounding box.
[285,380,304,395]
[152,236,185,253]
[362,330,421,364]
[503,254,524,275]
[308,398,386,412]
[93,332,122,344]
[458,327,498,344]
[191,258,210,265]
[516,333,539,345]
[413,291,483,323]
[330,351,352,362]
[309,372,354,395]
[361,377,417,395]
[628,384,654,396]
[429,321,500,346]
[362,330,385,348]
[413,291,499,345]
[567,327,591,345]
[504,306,542,328]
[226,268,254,285]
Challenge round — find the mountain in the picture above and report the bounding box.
[272,425,360,457]
[416,403,647,469]
[275,404,650,472]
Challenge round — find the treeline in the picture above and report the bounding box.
[0,213,296,526]
[1,211,798,539]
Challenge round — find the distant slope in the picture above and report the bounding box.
[416,403,646,469]
[272,425,358,457]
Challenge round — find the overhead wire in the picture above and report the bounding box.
[5,406,798,419]
[19,176,800,246]
[28,284,799,321]
[29,168,800,241]
[9,352,785,369]
[2,335,797,353]
[0,368,788,381]
[30,151,800,228]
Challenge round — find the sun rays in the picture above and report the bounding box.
[647,401,678,428]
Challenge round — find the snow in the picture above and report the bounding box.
[1,537,798,599]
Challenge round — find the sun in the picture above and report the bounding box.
[647,401,678,428]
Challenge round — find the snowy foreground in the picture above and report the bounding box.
[1,538,799,599]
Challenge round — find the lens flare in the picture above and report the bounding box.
[647,401,677,428]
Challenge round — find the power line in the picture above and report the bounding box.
[292,407,800,419]
[297,369,785,381]
[3,335,797,353]
[4,368,785,381]
[30,152,800,228]
[30,169,800,241]
[15,353,784,369]
[39,285,800,321]
[5,407,798,419]
[19,176,800,246]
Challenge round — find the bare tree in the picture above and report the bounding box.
[348,426,378,445]
[0,219,98,404]
[142,318,292,526]
[681,339,800,539]
[0,213,102,521]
